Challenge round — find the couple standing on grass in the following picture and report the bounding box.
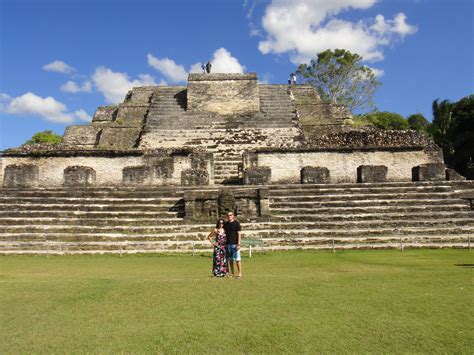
[207,211,242,278]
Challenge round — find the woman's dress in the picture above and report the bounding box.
[212,230,228,277]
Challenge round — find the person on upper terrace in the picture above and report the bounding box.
[206,61,212,73]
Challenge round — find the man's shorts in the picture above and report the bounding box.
[226,244,241,262]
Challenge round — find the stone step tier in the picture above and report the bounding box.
[0,181,473,254]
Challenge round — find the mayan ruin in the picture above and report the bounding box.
[0,72,472,254]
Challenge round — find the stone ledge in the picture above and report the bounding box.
[188,73,257,82]
[0,147,200,158]
[253,146,430,154]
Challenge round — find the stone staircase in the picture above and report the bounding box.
[138,84,302,184]
[145,86,187,128]
[0,181,472,254]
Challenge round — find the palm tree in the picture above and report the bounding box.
[430,99,454,165]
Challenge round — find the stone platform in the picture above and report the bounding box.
[0,181,472,254]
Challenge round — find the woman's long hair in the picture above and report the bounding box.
[215,218,225,228]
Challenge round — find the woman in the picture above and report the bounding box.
[207,218,228,277]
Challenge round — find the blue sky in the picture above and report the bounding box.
[0,0,473,150]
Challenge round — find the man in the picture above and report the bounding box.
[205,61,212,74]
[224,211,242,278]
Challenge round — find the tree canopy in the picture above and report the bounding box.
[23,130,62,145]
[407,113,429,132]
[429,95,474,174]
[296,49,381,112]
[353,111,410,130]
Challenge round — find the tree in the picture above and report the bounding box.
[353,111,410,130]
[407,113,429,132]
[428,99,455,164]
[450,95,474,174]
[296,49,381,112]
[23,130,62,145]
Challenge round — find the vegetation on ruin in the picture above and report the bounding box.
[428,95,474,175]
[1,250,472,353]
[296,49,381,112]
[353,111,410,130]
[23,130,62,145]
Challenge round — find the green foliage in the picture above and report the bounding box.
[407,113,429,132]
[0,251,471,353]
[23,130,62,145]
[296,49,381,112]
[353,111,410,130]
[448,95,474,173]
[428,95,474,174]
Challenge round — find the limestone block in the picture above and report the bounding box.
[153,158,174,180]
[297,104,349,126]
[62,125,101,146]
[357,165,388,183]
[242,152,258,170]
[258,187,270,218]
[446,168,466,181]
[181,169,210,186]
[187,73,259,115]
[124,87,154,104]
[63,166,96,187]
[184,190,219,221]
[3,164,39,187]
[191,153,213,170]
[218,190,236,216]
[301,166,330,184]
[244,167,271,185]
[97,127,142,149]
[412,163,446,181]
[92,106,118,123]
[115,105,148,126]
[122,166,153,186]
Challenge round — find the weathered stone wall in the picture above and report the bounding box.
[252,149,443,183]
[187,73,259,115]
[184,187,266,223]
[62,126,101,147]
[291,85,351,138]
[0,153,214,187]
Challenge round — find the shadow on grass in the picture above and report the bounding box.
[454,264,474,267]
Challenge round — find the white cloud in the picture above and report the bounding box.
[43,60,75,74]
[60,80,92,93]
[370,68,384,77]
[154,47,246,80]
[257,0,418,63]
[92,66,157,103]
[1,92,91,124]
[209,48,246,73]
[189,62,204,74]
[147,54,188,83]
[3,92,75,123]
[74,109,92,122]
[0,93,12,111]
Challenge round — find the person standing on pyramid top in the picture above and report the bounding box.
[224,211,242,278]
[206,61,212,74]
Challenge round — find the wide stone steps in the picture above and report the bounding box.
[2,225,473,244]
[270,198,469,208]
[2,237,469,254]
[269,186,452,197]
[1,181,472,253]
[270,204,469,216]
[1,234,471,254]
[2,217,473,235]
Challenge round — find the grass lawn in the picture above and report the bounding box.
[0,249,473,353]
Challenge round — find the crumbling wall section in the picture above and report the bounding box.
[187,73,259,115]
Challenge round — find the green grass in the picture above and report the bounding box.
[1,250,473,353]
